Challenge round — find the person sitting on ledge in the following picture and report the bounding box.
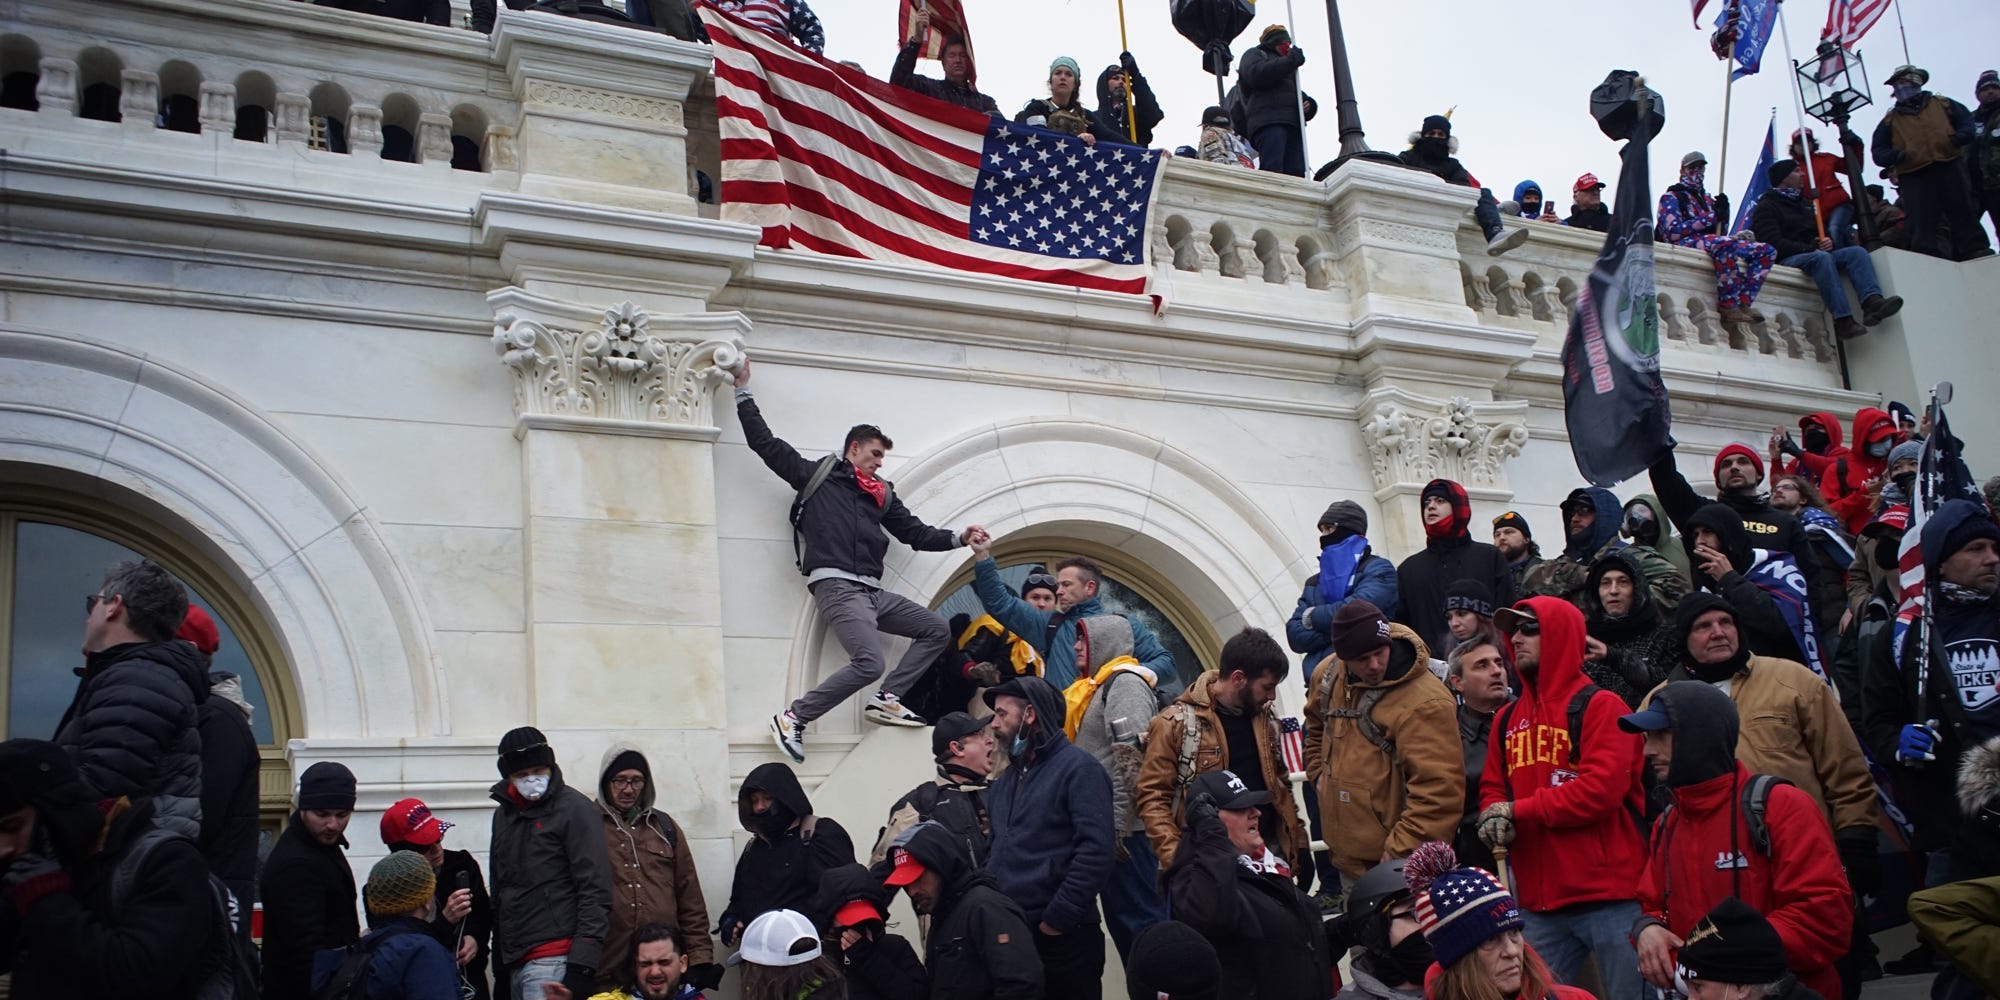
[1750,159,1904,342]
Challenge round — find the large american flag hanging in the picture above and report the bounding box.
[706,4,1167,296]
[1821,0,1892,48]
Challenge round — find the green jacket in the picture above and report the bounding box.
[1910,876,2000,996]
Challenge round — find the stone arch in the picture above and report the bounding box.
[0,326,442,739]
[778,419,1308,727]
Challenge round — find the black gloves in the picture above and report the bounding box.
[1712,194,1733,232]
[1836,827,1880,898]
[561,965,597,998]
[1188,792,1221,836]
[1778,432,1803,458]
[1119,50,1138,74]
[685,963,725,992]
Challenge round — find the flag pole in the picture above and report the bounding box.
[1283,0,1309,166]
[1892,0,1912,64]
[1777,2,1828,240]
[1718,61,1735,204]
[1113,0,1138,143]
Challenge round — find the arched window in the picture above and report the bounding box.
[930,542,1215,690]
[0,481,298,828]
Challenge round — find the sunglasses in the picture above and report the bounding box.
[1514,620,1541,636]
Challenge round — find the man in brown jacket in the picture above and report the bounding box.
[1871,64,1993,261]
[595,746,720,994]
[1302,600,1463,889]
[1136,628,1309,878]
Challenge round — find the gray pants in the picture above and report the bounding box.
[791,578,950,723]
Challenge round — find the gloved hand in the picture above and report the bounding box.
[1777,432,1803,458]
[1837,827,1880,898]
[1476,802,1516,848]
[1188,792,1221,837]
[1897,720,1940,763]
[560,965,596,999]
[966,661,1002,687]
[1119,50,1137,74]
[684,963,725,993]
[1289,47,1307,66]
[1294,851,1315,892]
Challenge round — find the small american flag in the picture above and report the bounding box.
[897,0,976,82]
[708,4,1166,296]
[1690,0,1712,28]
[1892,400,1985,665]
[1821,0,1892,49]
[1278,716,1306,777]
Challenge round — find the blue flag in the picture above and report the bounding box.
[1733,116,1776,233]
[1716,0,1780,79]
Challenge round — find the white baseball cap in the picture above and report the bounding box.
[725,909,822,968]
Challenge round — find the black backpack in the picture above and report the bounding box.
[111,827,261,1000]
[789,455,894,572]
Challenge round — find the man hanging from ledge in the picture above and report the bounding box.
[734,361,988,763]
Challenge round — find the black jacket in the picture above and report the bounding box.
[1395,539,1515,657]
[196,693,260,909]
[1165,808,1333,1000]
[1683,504,1808,665]
[55,639,209,841]
[1093,61,1163,147]
[0,799,216,1000]
[1648,450,1808,558]
[815,865,926,1000]
[900,822,1043,1000]
[1582,549,1683,708]
[488,764,614,970]
[1397,148,1476,188]
[721,763,857,937]
[261,812,361,1000]
[1235,42,1307,133]
[1751,188,1823,261]
[1566,205,1612,232]
[737,394,961,580]
[425,848,496,1000]
[1453,702,1500,875]
[889,42,1002,117]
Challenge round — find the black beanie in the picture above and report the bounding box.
[1493,511,1532,540]
[497,726,556,778]
[1125,921,1221,1000]
[298,761,358,812]
[1319,500,1369,536]
[1767,160,1798,187]
[604,749,646,781]
[0,739,105,863]
[1421,114,1451,137]
[1674,592,1750,681]
[1679,897,1789,984]
[1444,578,1495,618]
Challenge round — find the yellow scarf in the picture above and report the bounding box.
[956,614,1045,678]
[1062,656,1153,739]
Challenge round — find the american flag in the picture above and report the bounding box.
[1892,399,1985,668]
[708,5,1167,296]
[1278,716,1306,777]
[1822,0,1892,49]
[1690,0,1711,28]
[897,0,975,82]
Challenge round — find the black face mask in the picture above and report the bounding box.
[750,803,795,840]
[1892,472,1917,497]
[1802,425,1829,454]
[1415,137,1448,161]
[1382,932,1435,987]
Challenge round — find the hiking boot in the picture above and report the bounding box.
[863,691,927,728]
[1718,306,1752,324]
[1861,293,1904,326]
[1486,227,1529,256]
[1742,304,1765,323]
[771,710,806,763]
[1835,315,1869,341]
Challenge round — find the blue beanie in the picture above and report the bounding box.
[1404,842,1523,968]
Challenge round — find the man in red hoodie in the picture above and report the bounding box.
[1623,681,1852,999]
[1771,411,1848,480]
[1474,596,1646,1000]
[1820,407,1899,534]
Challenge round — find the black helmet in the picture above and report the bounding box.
[1342,858,1411,919]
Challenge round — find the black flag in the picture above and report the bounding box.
[1564,72,1672,486]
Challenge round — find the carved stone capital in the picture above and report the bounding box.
[490,289,749,439]
[1357,389,1530,496]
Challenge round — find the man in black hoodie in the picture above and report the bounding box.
[720,761,857,945]
[55,559,206,842]
[1093,54,1162,147]
[261,761,361,1000]
[489,727,613,1000]
[1683,504,1809,665]
[814,863,926,1000]
[886,820,1044,999]
[1398,114,1526,256]
[1396,479,1515,657]
[1650,441,1844,624]
[1751,159,1904,341]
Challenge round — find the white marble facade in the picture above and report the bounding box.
[0,0,1977,984]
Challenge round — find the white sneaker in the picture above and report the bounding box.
[771,710,806,762]
[1487,227,1529,256]
[863,692,928,728]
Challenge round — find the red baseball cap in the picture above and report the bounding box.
[1573,172,1605,192]
[883,848,929,887]
[833,899,882,928]
[177,606,221,655]
[380,798,452,847]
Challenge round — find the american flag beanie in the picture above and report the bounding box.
[1403,841,1523,967]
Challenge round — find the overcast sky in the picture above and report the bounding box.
[809,0,1996,219]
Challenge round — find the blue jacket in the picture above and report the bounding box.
[985,676,1115,933]
[311,918,459,1000]
[971,558,1177,692]
[1511,179,1545,217]
[1285,550,1399,678]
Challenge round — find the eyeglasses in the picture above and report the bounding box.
[608,776,645,789]
[1024,573,1057,590]
[83,593,110,614]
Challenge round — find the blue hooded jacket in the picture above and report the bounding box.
[1561,487,1628,563]
[984,676,1115,933]
[971,558,1179,694]
[311,918,459,1000]
[1512,179,1546,217]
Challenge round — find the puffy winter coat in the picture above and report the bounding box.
[1908,874,2000,997]
[596,745,714,981]
[1479,598,1647,911]
[1750,187,1824,261]
[311,918,460,1000]
[1303,623,1463,878]
[1165,807,1333,1000]
[488,763,614,970]
[899,822,1043,1000]
[1288,547,1400,677]
[1638,764,1852,999]
[1136,671,1309,864]
[1235,41,1307,133]
[721,762,857,937]
[985,676,1115,932]
[55,639,208,841]
[1396,480,1516,656]
[261,812,361,1000]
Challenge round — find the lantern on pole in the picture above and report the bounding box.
[1795,40,1879,243]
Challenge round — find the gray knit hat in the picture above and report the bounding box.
[1887,440,1924,469]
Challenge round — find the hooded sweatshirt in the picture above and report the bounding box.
[1092,61,1163,146]
[1523,487,1629,605]
[1510,179,1546,218]
[1780,411,1850,481]
[986,675,1115,932]
[1397,479,1515,656]
[596,746,715,975]
[1581,549,1680,708]
[1067,615,1158,836]
[1637,684,1851,1000]
[1822,407,1899,534]
[897,822,1044,999]
[720,762,856,937]
[1479,597,1646,911]
[1684,504,1810,665]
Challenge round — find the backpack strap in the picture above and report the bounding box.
[1331,686,1393,755]
[1172,704,1202,800]
[1564,684,1602,766]
[799,814,819,845]
[1740,774,1792,856]
[789,455,839,571]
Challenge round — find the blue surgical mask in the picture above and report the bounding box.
[1894,83,1922,103]
[1011,733,1031,759]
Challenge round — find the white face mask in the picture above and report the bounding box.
[513,774,551,800]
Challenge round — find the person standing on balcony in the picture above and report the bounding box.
[1198,105,1257,169]
[1094,56,1162,147]
[734,362,984,761]
[1398,114,1528,256]
[1752,161,1904,342]
[891,8,1000,117]
[1659,151,1777,326]
[1236,25,1311,177]
[1873,65,1993,262]
[1565,173,1612,232]
[1973,71,2000,241]
[1015,58,1105,144]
